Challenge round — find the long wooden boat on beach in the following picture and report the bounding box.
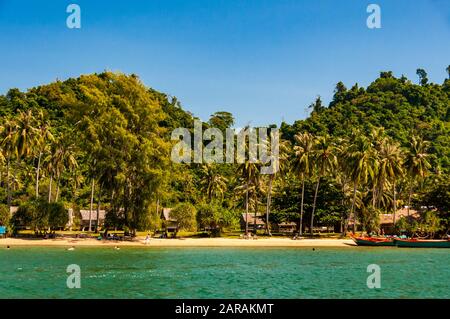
[394,239,450,248]
[352,237,395,247]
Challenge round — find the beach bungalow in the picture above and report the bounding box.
[240,213,265,232]
[160,208,178,236]
[77,209,106,231]
[275,221,297,233]
[380,207,420,233]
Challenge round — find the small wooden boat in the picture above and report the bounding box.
[394,239,450,248]
[352,237,395,247]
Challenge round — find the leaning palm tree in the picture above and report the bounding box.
[309,134,337,235]
[405,136,431,216]
[378,139,404,225]
[292,132,315,236]
[344,132,375,234]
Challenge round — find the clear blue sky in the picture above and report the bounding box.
[0,0,449,127]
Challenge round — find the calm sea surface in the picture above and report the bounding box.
[0,246,449,298]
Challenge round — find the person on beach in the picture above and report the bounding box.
[144,234,150,244]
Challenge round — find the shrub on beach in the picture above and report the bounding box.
[197,203,240,236]
[170,203,197,231]
[10,200,68,234]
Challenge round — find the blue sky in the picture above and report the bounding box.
[0,0,449,127]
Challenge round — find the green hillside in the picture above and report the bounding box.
[0,70,448,237]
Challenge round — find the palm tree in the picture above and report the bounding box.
[34,111,54,198]
[199,164,228,203]
[236,160,260,235]
[263,135,289,236]
[335,137,351,233]
[344,132,375,234]
[0,118,18,207]
[44,153,55,203]
[405,136,431,216]
[378,139,403,225]
[15,110,38,160]
[292,132,315,236]
[310,135,337,235]
[46,136,78,202]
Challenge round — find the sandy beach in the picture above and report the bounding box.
[1,237,355,248]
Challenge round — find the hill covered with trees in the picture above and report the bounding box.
[0,68,448,238]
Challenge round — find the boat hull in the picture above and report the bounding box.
[395,239,450,248]
[352,238,395,247]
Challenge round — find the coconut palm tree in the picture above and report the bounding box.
[334,137,351,233]
[46,135,78,202]
[199,164,228,203]
[263,135,289,236]
[378,139,404,225]
[34,111,54,198]
[236,160,261,235]
[15,110,39,160]
[292,132,315,236]
[0,118,18,207]
[309,134,337,235]
[405,136,431,215]
[344,132,375,234]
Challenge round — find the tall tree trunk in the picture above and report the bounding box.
[245,178,249,236]
[6,156,11,207]
[340,180,346,235]
[299,174,305,236]
[48,175,53,203]
[95,184,101,233]
[407,183,413,217]
[55,174,61,202]
[253,191,258,234]
[310,176,321,236]
[392,180,397,226]
[156,197,160,232]
[265,176,273,236]
[89,179,95,232]
[347,182,358,234]
[372,184,376,208]
[35,152,42,198]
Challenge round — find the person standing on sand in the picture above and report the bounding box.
[144,234,150,244]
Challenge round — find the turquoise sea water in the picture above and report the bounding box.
[0,246,449,299]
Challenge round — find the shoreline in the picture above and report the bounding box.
[1,237,356,248]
